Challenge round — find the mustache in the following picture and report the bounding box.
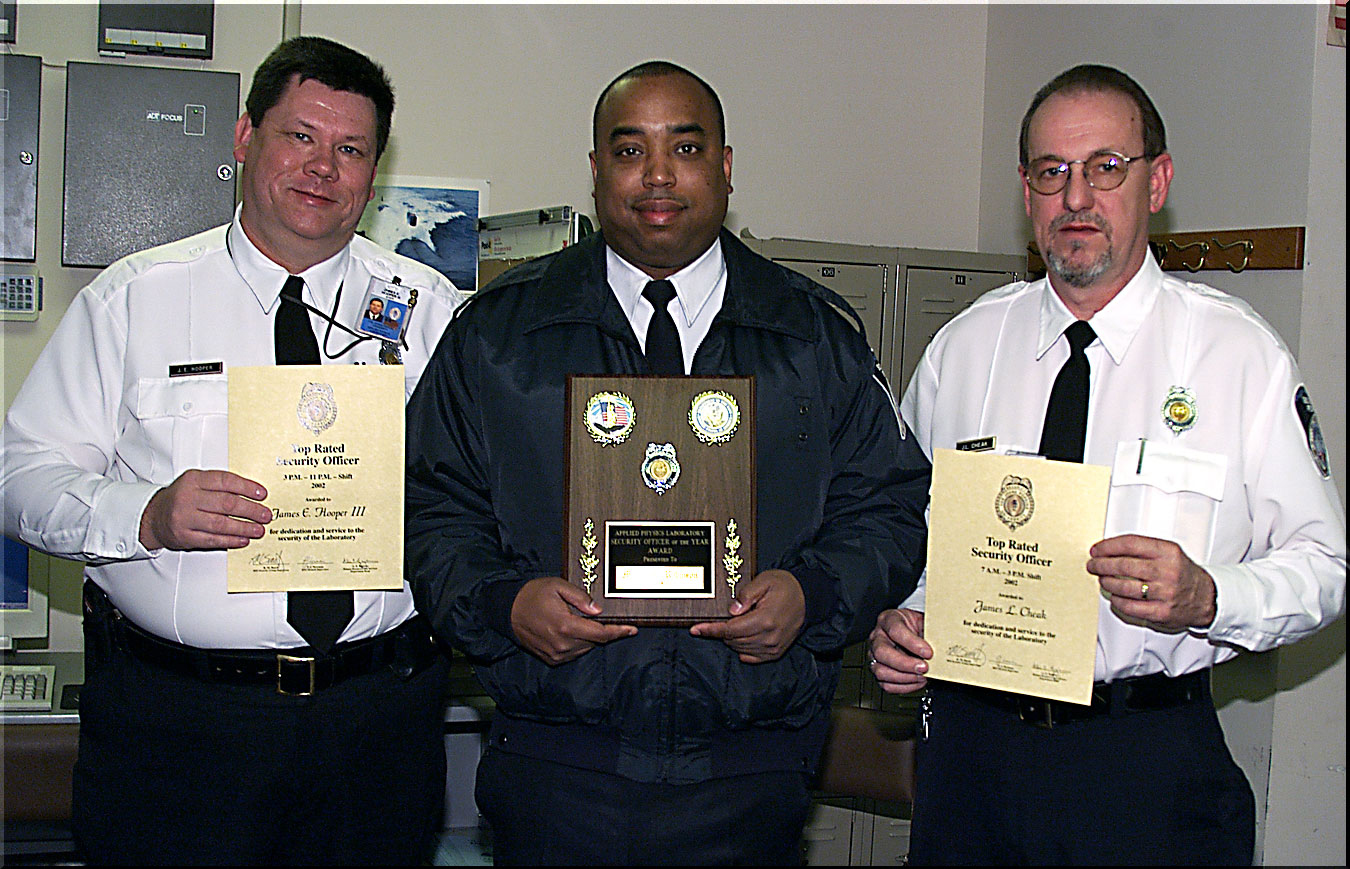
[1049,211,1110,236]
[629,192,690,208]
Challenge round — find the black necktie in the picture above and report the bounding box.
[642,280,684,375]
[274,275,353,654]
[273,276,321,365]
[1037,320,1096,463]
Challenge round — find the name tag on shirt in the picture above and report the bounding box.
[169,361,224,377]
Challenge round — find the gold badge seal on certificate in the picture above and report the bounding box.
[564,375,755,626]
[923,449,1110,705]
[227,365,405,593]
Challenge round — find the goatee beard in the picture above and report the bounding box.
[1047,245,1112,288]
[1045,212,1112,288]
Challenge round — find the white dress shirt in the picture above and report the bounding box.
[606,239,728,373]
[1,207,466,649]
[900,255,1346,681]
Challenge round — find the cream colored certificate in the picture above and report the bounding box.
[227,365,404,592]
[924,448,1110,704]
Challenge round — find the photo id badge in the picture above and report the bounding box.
[357,276,415,342]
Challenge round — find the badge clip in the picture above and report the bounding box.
[358,276,415,344]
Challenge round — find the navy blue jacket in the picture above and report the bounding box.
[406,230,929,782]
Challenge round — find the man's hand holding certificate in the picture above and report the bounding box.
[924,449,1110,704]
[227,365,404,592]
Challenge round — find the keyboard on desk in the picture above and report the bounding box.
[0,663,56,712]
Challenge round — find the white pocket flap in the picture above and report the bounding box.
[1112,439,1227,501]
[132,375,229,420]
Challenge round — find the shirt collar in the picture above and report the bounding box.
[605,238,726,327]
[1036,253,1163,365]
[227,205,353,311]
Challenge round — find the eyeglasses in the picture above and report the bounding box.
[1023,151,1149,195]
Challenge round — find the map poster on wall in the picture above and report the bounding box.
[356,175,489,296]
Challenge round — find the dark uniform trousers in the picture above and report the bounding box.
[475,747,813,866]
[907,678,1255,866]
[73,583,450,866]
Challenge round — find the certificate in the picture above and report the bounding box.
[924,449,1110,704]
[227,365,404,593]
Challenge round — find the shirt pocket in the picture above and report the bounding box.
[1106,439,1228,563]
[124,376,229,483]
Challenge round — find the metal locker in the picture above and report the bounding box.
[898,265,1019,392]
[772,259,892,375]
[740,231,1024,399]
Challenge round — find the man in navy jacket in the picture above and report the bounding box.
[405,60,929,865]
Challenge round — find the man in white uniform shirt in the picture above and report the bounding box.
[1,37,465,864]
[868,64,1345,865]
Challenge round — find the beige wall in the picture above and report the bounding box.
[1268,15,1347,865]
[3,3,1344,864]
[300,3,991,251]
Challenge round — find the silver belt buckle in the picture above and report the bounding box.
[277,654,317,696]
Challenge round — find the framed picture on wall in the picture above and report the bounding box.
[356,175,489,296]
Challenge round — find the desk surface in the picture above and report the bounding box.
[3,653,83,838]
[1,650,84,725]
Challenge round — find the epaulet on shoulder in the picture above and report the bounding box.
[981,279,1034,302]
[451,251,558,321]
[1176,277,1289,352]
[99,227,224,283]
[781,266,867,335]
[479,251,559,295]
[1179,276,1255,313]
[351,234,453,288]
[943,279,1030,324]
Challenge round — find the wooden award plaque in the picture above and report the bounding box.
[564,375,756,625]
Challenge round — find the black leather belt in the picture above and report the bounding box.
[85,583,440,696]
[957,669,1210,728]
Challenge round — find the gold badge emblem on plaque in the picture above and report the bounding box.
[688,390,740,445]
[641,442,681,494]
[584,391,636,445]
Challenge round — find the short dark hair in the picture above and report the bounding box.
[1018,64,1166,166]
[246,36,395,160]
[592,60,725,148]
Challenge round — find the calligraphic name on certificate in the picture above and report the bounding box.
[924,448,1110,705]
[227,365,404,593]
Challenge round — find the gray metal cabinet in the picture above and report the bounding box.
[741,232,1024,396]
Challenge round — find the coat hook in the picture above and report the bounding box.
[1167,239,1209,272]
[1210,238,1253,273]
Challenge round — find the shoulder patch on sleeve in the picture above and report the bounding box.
[1293,385,1330,478]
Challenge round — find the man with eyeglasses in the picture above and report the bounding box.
[869,64,1345,864]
